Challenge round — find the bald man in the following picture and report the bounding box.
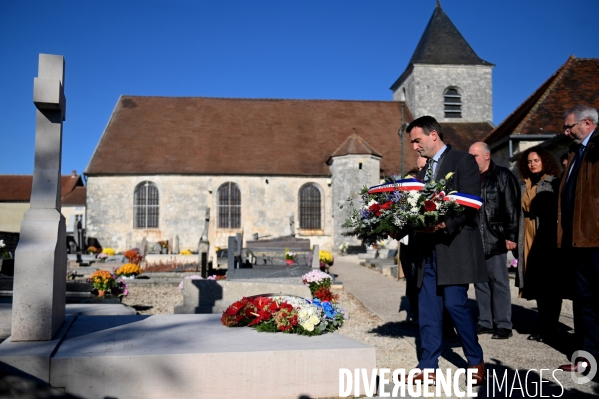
[468,142,520,339]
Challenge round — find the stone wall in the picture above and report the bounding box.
[0,203,30,233]
[393,64,493,123]
[329,154,381,248]
[86,175,334,258]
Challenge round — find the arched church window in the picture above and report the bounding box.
[134,181,159,228]
[299,184,321,230]
[218,182,241,229]
[444,87,462,118]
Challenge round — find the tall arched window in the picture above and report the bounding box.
[134,181,159,228]
[444,87,462,118]
[218,182,241,229]
[299,184,321,230]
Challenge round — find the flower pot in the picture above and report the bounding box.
[121,275,136,280]
[97,290,105,297]
[0,258,15,276]
[285,259,295,265]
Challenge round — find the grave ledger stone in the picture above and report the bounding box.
[12,54,67,341]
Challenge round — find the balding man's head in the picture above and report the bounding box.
[468,142,491,173]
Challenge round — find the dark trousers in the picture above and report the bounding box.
[417,252,484,369]
[569,247,599,358]
[536,295,562,338]
[474,252,513,330]
[400,243,418,319]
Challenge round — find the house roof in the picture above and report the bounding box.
[484,57,599,145]
[85,96,422,177]
[62,186,86,206]
[441,122,495,151]
[0,174,85,202]
[330,131,383,159]
[391,4,493,91]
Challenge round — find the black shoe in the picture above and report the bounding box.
[476,325,494,335]
[527,333,542,342]
[492,328,513,339]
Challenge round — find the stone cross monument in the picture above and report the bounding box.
[12,54,67,341]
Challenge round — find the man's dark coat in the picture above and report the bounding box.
[414,146,488,287]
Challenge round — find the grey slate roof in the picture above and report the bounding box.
[390,4,493,91]
[409,5,493,66]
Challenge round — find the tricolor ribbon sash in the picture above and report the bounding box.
[367,178,424,193]
[446,193,483,210]
[367,178,483,210]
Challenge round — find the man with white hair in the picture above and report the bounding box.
[558,104,599,373]
[469,142,520,340]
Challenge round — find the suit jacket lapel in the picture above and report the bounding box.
[434,146,452,180]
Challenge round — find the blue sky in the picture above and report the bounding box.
[1,0,598,176]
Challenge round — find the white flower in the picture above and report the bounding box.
[301,321,315,332]
[0,240,5,248]
[365,199,378,209]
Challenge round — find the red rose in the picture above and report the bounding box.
[369,203,381,213]
[424,200,437,212]
[381,201,393,210]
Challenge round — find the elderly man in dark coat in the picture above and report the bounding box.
[404,116,488,385]
[557,104,599,373]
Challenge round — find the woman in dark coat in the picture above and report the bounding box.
[516,147,562,342]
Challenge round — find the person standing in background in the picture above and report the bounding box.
[469,142,520,340]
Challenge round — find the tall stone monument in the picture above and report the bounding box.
[12,54,67,341]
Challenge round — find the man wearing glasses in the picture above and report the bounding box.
[557,104,599,373]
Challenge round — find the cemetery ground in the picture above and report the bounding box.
[2,254,599,398]
[119,254,599,398]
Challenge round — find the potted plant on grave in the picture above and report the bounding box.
[116,263,142,280]
[318,250,334,273]
[87,270,116,297]
[158,241,169,254]
[0,240,14,276]
[101,247,116,256]
[124,249,142,265]
[87,246,99,255]
[284,248,296,265]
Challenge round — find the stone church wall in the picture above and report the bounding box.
[86,175,334,257]
[394,64,493,123]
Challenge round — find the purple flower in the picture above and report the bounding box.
[361,209,370,219]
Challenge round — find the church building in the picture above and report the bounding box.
[83,4,494,258]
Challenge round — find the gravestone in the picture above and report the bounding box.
[140,237,148,258]
[12,54,67,341]
[73,215,80,250]
[228,236,314,280]
[312,244,320,269]
[152,242,161,254]
[198,207,210,278]
[174,235,180,255]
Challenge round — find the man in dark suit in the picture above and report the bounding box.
[557,104,599,372]
[406,116,488,384]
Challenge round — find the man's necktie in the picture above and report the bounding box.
[424,159,434,183]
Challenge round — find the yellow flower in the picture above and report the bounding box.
[319,250,334,265]
[179,249,192,255]
[102,248,116,256]
[116,263,142,276]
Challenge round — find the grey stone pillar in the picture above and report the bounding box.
[311,244,320,269]
[12,54,67,341]
[329,154,381,248]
